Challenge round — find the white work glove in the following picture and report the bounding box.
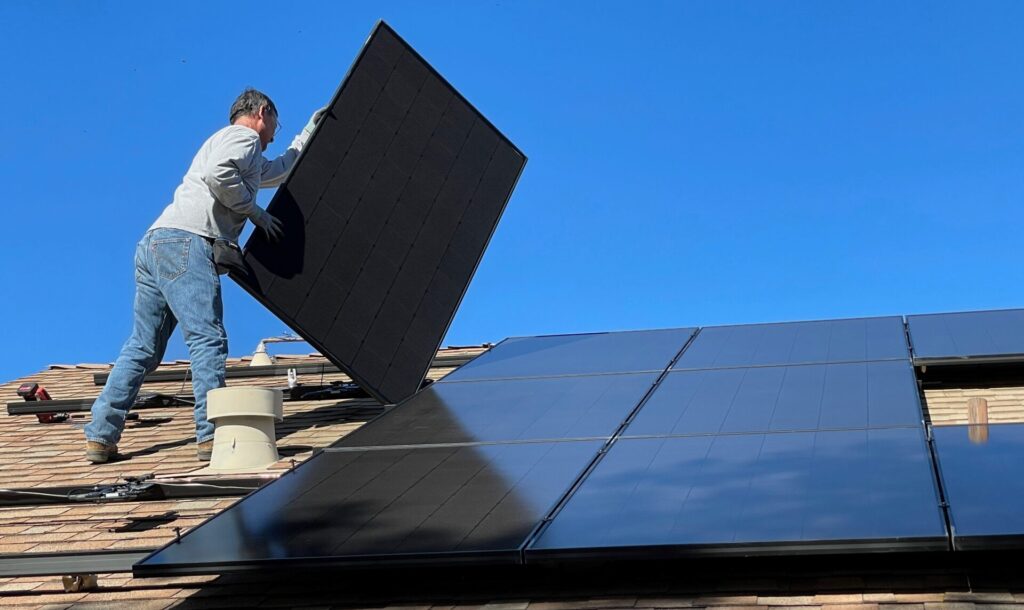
[304,106,329,136]
[292,106,329,152]
[250,206,283,242]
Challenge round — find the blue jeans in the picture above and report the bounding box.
[86,228,227,446]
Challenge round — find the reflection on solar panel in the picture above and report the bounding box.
[674,317,908,370]
[932,423,1024,550]
[907,309,1024,365]
[441,328,696,382]
[137,311,959,576]
[334,372,659,447]
[529,429,946,557]
[232,21,527,404]
[626,360,922,436]
[134,441,603,574]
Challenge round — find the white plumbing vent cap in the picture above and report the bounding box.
[206,387,283,472]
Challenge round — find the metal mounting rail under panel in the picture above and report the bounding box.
[90,353,476,386]
[0,550,154,578]
[229,20,526,405]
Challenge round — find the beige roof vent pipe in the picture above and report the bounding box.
[206,387,284,472]
[967,397,990,445]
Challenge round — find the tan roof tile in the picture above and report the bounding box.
[923,386,1024,425]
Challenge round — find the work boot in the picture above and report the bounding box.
[85,441,117,464]
[197,440,214,462]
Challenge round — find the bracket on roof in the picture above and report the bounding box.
[0,474,269,507]
[91,353,476,385]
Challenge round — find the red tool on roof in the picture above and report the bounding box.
[16,382,67,423]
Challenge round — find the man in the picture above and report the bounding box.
[85,89,325,463]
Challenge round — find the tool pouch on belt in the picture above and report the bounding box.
[212,239,246,276]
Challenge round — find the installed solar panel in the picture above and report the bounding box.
[932,423,1024,550]
[625,360,922,437]
[529,428,946,558]
[135,440,602,574]
[440,328,695,382]
[335,372,659,447]
[907,309,1024,365]
[674,317,908,371]
[233,21,527,404]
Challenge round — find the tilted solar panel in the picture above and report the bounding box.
[907,309,1024,365]
[233,21,527,404]
[932,423,1024,550]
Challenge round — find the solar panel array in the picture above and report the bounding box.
[135,441,605,571]
[531,318,947,557]
[232,21,526,405]
[531,429,944,556]
[135,329,695,574]
[141,313,1012,575]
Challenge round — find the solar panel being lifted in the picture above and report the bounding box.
[232,21,527,404]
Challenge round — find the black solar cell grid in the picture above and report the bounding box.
[674,317,908,370]
[233,22,526,404]
[529,428,946,557]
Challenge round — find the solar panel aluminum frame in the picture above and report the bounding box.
[913,353,1024,367]
[525,536,949,563]
[229,20,527,405]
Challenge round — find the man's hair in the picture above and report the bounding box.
[229,88,277,124]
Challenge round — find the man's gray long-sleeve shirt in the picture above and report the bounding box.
[150,125,308,242]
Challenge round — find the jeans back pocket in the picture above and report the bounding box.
[152,237,191,281]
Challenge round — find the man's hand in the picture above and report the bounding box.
[303,106,329,136]
[251,207,283,242]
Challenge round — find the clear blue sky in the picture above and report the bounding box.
[2,1,1022,383]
